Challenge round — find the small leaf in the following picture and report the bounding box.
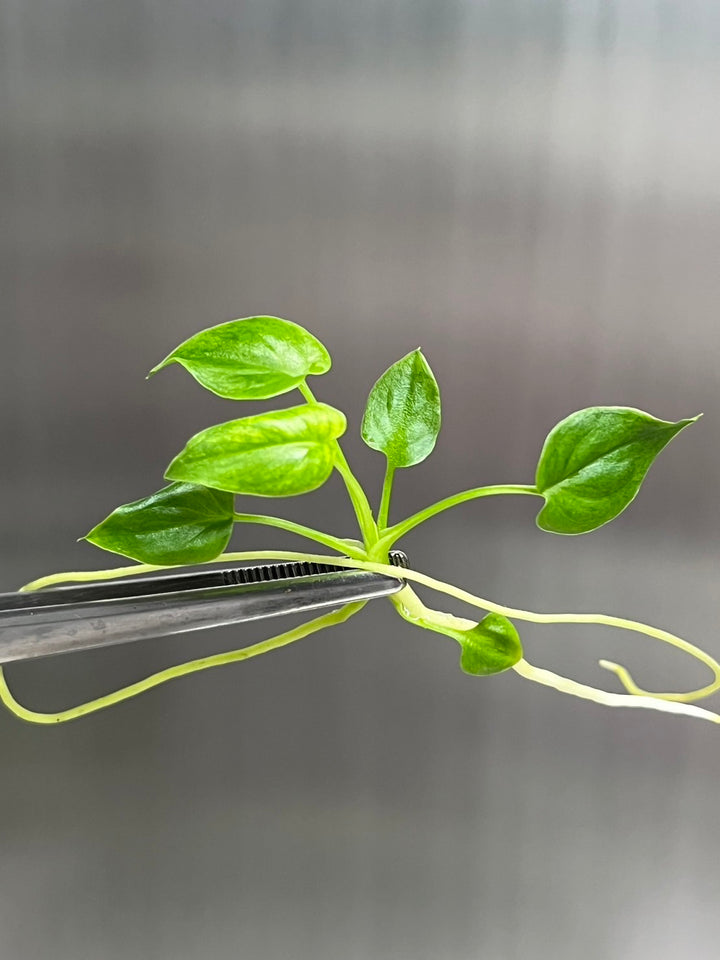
[83,482,234,564]
[149,316,331,400]
[361,349,441,467]
[458,614,523,676]
[165,403,346,496]
[419,612,522,675]
[535,406,700,535]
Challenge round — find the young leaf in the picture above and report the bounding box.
[458,614,523,676]
[148,316,331,400]
[535,406,700,535]
[361,349,441,467]
[419,612,522,675]
[165,403,346,496]
[82,482,234,564]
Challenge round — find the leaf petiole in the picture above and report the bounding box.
[376,484,542,550]
[512,659,720,724]
[377,464,395,530]
[165,551,720,720]
[298,380,378,546]
[232,513,365,558]
[352,558,720,714]
[14,550,720,724]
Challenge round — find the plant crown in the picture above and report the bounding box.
[4,316,719,726]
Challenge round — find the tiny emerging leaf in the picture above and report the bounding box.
[165,403,346,497]
[419,611,523,675]
[361,349,441,468]
[535,406,700,535]
[458,614,523,676]
[83,482,234,564]
[148,316,331,400]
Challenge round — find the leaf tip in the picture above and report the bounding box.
[147,358,169,379]
[673,412,703,432]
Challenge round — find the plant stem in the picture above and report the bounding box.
[0,602,366,724]
[377,464,395,530]
[391,584,474,630]
[30,550,720,706]
[169,551,720,713]
[298,380,377,546]
[341,557,720,708]
[332,450,378,546]
[232,513,365,558]
[386,582,719,724]
[378,484,542,549]
[19,549,351,592]
[512,659,720,724]
[390,585,476,639]
[15,550,720,723]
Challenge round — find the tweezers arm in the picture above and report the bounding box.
[0,569,404,664]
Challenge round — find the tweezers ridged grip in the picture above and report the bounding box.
[0,552,408,663]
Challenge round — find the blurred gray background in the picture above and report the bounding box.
[2,2,720,958]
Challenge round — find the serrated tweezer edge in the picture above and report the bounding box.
[0,551,409,663]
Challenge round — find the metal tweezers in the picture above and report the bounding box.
[0,552,409,665]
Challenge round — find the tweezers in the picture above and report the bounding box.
[0,551,409,664]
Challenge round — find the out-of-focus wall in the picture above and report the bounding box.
[2,3,720,958]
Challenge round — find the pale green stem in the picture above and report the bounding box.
[146,552,719,713]
[332,450,378,546]
[0,602,365,725]
[377,464,395,531]
[391,584,475,634]
[387,587,719,722]
[19,550,351,593]
[387,583,720,724]
[232,513,365,558]
[378,484,542,550]
[392,583,474,630]
[298,380,378,546]
[331,557,720,706]
[512,659,720,724]
[17,551,720,723]
[24,550,720,705]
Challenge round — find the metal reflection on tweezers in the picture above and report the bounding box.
[0,551,408,664]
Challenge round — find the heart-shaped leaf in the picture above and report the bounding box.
[361,349,441,467]
[535,406,700,535]
[420,611,522,675]
[458,614,523,676]
[149,316,331,400]
[165,403,346,496]
[83,482,234,564]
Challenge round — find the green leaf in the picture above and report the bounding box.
[421,612,522,676]
[165,403,346,497]
[535,406,700,535]
[361,349,441,467]
[458,614,523,676]
[82,482,234,564]
[148,316,331,400]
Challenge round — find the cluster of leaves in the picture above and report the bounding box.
[6,315,719,725]
[81,316,697,680]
